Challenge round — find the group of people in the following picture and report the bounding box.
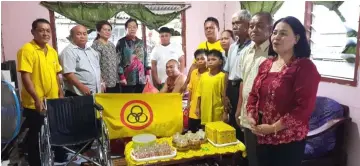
[183,10,321,166]
[16,8,321,166]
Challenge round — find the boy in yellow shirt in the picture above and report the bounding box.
[196,50,228,125]
[181,17,224,93]
[187,49,208,132]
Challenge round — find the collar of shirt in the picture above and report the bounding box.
[30,40,51,51]
[70,42,92,50]
[250,39,270,52]
[125,35,140,41]
[237,39,252,48]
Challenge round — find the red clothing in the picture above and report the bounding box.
[246,57,320,145]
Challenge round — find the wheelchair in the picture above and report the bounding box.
[39,95,112,166]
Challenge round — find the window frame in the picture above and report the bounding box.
[49,9,188,67]
[304,1,360,87]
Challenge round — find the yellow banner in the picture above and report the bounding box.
[95,93,183,139]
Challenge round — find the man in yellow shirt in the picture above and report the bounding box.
[181,17,224,93]
[17,18,63,165]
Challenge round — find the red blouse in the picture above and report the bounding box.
[246,57,320,145]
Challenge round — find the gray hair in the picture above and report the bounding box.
[232,10,252,22]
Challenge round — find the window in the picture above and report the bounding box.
[274,1,305,24]
[305,1,360,86]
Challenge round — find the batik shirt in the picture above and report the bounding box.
[116,36,150,85]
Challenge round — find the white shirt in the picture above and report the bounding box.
[239,40,270,126]
[223,40,251,80]
[150,42,184,83]
[60,43,101,95]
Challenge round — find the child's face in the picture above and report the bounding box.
[207,55,222,70]
[195,54,207,69]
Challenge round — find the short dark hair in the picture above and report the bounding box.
[253,12,274,25]
[268,16,311,58]
[222,30,235,40]
[194,49,207,59]
[204,17,220,29]
[159,27,171,34]
[32,18,50,30]
[207,49,224,61]
[95,20,112,40]
[125,18,138,29]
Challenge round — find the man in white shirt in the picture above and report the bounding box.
[151,27,184,89]
[235,12,273,166]
[223,10,252,142]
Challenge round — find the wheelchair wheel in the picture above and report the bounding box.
[98,121,112,166]
[39,125,54,166]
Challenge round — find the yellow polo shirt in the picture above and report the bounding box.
[193,40,224,63]
[197,40,224,52]
[17,40,62,109]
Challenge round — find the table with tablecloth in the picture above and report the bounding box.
[124,137,246,166]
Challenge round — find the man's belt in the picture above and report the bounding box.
[229,79,242,87]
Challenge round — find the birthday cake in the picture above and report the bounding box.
[205,121,237,144]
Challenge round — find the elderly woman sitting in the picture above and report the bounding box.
[160,59,186,93]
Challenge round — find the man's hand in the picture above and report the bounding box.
[59,90,64,98]
[154,78,161,86]
[79,85,91,95]
[35,99,45,113]
[235,109,241,127]
[180,83,187,93]
[223,96,232,112]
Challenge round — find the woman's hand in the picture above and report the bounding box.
[120,79,127,86]
[252,124,275,136]
[246,114,256,128]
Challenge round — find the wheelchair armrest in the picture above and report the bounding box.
[94,103,104,111]
[306,117,351,139]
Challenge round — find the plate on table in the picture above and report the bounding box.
[207,139,241,147]
[130,149,177,162]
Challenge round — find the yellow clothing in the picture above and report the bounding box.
[17,40,62,109]
[187,68,208,119]
[193,40,224,64]
[196,71,226,124]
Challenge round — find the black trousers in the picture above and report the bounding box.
[23,108,67,165]
[121,84,145,93]
[226,80,244,142]
[23,108,44,166]
[257,140,306,166]
[105,83,121,93]
[244,128,259,166]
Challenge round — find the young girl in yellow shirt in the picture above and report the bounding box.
[187,49,208,132]
[196,49,228,125]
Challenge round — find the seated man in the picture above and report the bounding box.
[160,59,186,93]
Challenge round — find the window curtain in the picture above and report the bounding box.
[240,1,284,15]
[40,1,190,31]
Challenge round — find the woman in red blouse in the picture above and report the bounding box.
[246,16,321,166]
